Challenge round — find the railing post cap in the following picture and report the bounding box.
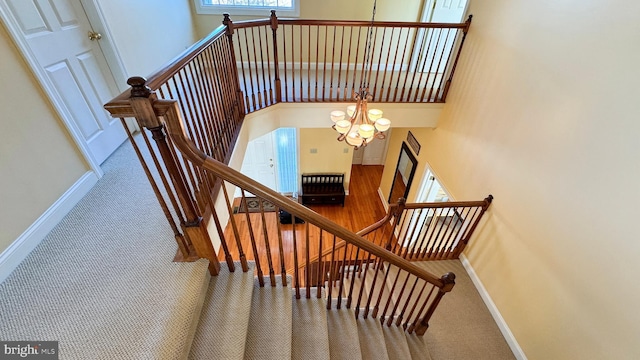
[270,9,277,16]
[486,194,493,203]
[441,272,456,291]
[223,13,231,22]
[127,76,152,98]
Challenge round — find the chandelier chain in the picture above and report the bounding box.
[360,0,377,91]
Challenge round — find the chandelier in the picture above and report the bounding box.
[330,0,390,149]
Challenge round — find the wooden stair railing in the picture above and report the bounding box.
[359,196,494,261]
[138,90,453,334]
[104,13,472,273]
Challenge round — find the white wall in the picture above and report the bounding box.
[420,0,640,358]
[96,0,199,77]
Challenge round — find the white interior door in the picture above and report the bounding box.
[362,133,389,165]
[1,0,126,165]
[240,132,277,192]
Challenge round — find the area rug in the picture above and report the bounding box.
[235,197,278,213]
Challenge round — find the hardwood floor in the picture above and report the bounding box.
[217,165,388,277]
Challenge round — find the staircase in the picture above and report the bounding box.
[187,262,433,360]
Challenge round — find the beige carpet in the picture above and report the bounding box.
[291,288,330,360]
[0,139,211,359]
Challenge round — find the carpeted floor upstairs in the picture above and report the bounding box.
[0,138,515,359]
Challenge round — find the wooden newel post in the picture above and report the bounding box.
[270,10,282,103]
[415,272,456,335]
[127,77,220,276]
[223,13,247,117]
[386,197,406,254]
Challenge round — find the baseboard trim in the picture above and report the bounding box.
[459,254,527,360]
[0,171,98,284]
[377,188,389,212]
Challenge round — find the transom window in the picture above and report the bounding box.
[195,0,300,17]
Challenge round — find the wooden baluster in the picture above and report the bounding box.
[411,207,438,259]
[404,283,432,331]
[326,234,337,309]
[442,16,472,101]
[329,26,337,100]
[257,26,269,108]
[249,27,263,109]
[221,183,249,272]
[396,27,412,102]
[307,25,311,102]
[241,191,264,286]
[420,207,446,259]
[269,11,281,103]
[429,28,452,102]
[420,28,444,102]
[274,206,287,286]
[343,26,354,101]
[378,27,395,102]
[203,175,235,272]
[386,272,411,326]
[400,209,421,258]
[444,206,477,259]
[438,206,466,260]
[372,27,386,101]
[452,195,493,258]
[222,14,247,114]
[298,25,303,101]
[320,25,328,101]
[260,25,273,106]
[314,25,320,101]
[372,257,393,318]
[127,81,220,275]
[429,207,454,259]
[379,266,402,324]
[305,222,311,298]
[414,27,436,102]
[335,26,345,102]
[395,277,420,327]
[316,229,324,298]
[346,247,360,308]
[350,26,362,97]
[292,214,300,298]
[258,197,276,286]
[191,56,217,157]
[336,243,349,309]
[354,249,374,318]
[365,257,384,318]
[120,119,190,258]
[414,273,455,335]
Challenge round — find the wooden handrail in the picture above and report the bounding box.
[241,17,470,29]
[159,98,445,288]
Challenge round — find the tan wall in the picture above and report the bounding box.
[379,128,433,204]
[97,0,199,77]
[193,0,424,39]
[0,25,88,252]
[299,128,353,192]
[418,0,640,358]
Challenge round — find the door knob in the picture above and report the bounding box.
[88,31,102,41]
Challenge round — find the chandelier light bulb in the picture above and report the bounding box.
[375,118,391,132]
[368,109,383,121]
[335,120,351,134]
[346,105,356,118]
[331,110,345,123]
[358,124,375,139]
[346,132,363,147]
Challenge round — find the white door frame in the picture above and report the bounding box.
[0,1,129,178]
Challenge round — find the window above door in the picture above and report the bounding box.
[194,0,300,17]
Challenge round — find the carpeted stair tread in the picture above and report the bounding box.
[243,275,293,360]
[382,322,413,360]
[291,288,330,360]
[356,316,390,360]
[405,332,433,360]
[327,299,363,360]
[189,262,256,360]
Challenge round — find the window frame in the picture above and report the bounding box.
[194,0,300,17]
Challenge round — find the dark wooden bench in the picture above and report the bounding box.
[300,173,345,206]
